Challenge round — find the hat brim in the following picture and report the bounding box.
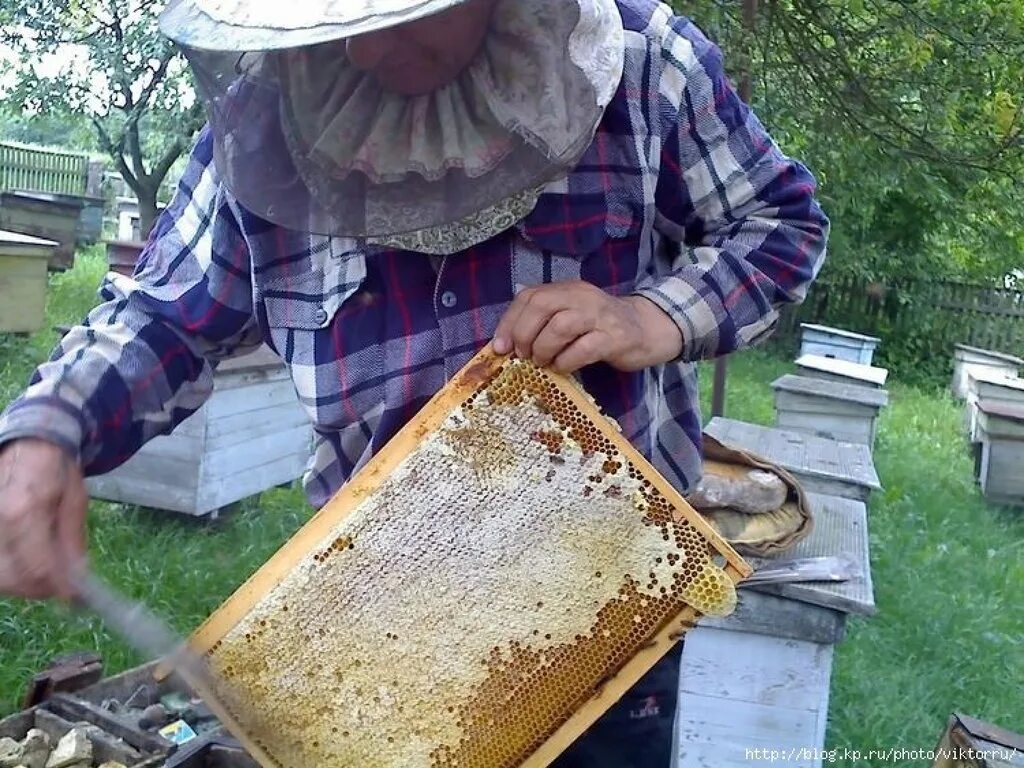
[158,0,471,52]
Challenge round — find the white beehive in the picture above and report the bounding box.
[86,345,311,517]
[799,324,880,366]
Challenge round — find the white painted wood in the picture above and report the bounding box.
[202,424,312,484]
[85,345,312,516]
[204,405,310,452]
[86,467,199,514]
[775,390,882,417]
[772,375,889,408]
[795,354,888,388]
[952,344,1022,400]
[978,406,1024,440]
[964,371,1024,440]
[775,410,874,446]
[979,437,1024,505]
[198,453,310,515]
[700,590,846,645]
[748,493,876,617]
[799,324,880,366]
[675,626,835,768]
[705,418,882,502]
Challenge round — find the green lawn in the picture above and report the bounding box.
[1,250,1022,765]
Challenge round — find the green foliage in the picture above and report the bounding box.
[0,0,204,234]
[0,111,99,153]
[679,0,1024,285]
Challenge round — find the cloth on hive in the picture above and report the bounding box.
[688,433,813,557]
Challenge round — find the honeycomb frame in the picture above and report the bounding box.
[179,346,752,768]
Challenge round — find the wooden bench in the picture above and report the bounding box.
[799,323,881,366]
[952,344,1022,401]
[772,374,889,448]
[676,420,878,768]
[795,353,888,389]
[85,345,312,518]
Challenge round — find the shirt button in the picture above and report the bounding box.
[314,307,329,325]
[441,291,458,309]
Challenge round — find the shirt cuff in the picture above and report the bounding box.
[633,278,723,363]
[0,398,86,461]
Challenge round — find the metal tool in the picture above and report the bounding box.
[739,556,858,588]
[71,567,235,721]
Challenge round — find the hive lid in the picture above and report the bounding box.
[967,368,1024,392]
[0,228,59,255]
[181,346,750,768]
[977,399,1024,422]
[954,343,1024,365]
[800,323,881,344]
[795,354,889,386]
[771,374,889,408]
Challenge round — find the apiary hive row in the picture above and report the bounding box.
[189,349,750,768]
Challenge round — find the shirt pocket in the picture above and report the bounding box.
[259,245,367,333]
[255,244,386,431]
[513,191,645,296]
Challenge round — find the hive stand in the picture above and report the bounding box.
[85,345,312,518]
[974,401,1024,508]
[799,324,880,366]
[0,229,59,334]
[795,354,888,390]
[951,344,1022,401]
[674,418,878,768]
[771,374,889,448]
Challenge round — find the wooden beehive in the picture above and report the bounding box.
[0,191,84,271]
[799,323,880,366]
[183,347,750,768]
[952,344,1023,401]
[0,229,58,333]
[975,400,1024,507]
[772,374,889,448]
[964,370,1024,444]
[85,345,311,517]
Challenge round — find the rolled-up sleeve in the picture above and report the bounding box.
[0,127,262,475]
[636,17,830,362]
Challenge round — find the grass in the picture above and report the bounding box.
[1,250,1022,765]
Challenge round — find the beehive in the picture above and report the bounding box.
[186,347,750,768]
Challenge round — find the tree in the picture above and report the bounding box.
[0,0,205,237]
[680,0,1024,284]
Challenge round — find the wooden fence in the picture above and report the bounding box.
[0,142,90,197]
[774,276,1024,377]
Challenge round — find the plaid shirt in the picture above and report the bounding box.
[0,0,828,510]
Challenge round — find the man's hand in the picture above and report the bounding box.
[0,439,87,601]
[492,281,683,374]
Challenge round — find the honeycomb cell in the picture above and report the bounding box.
[200,355,743,768]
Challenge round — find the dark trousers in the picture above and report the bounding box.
[551,642,683,768]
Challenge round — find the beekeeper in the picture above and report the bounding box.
[0,0,829,763]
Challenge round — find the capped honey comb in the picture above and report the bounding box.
[187,347,751,768]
